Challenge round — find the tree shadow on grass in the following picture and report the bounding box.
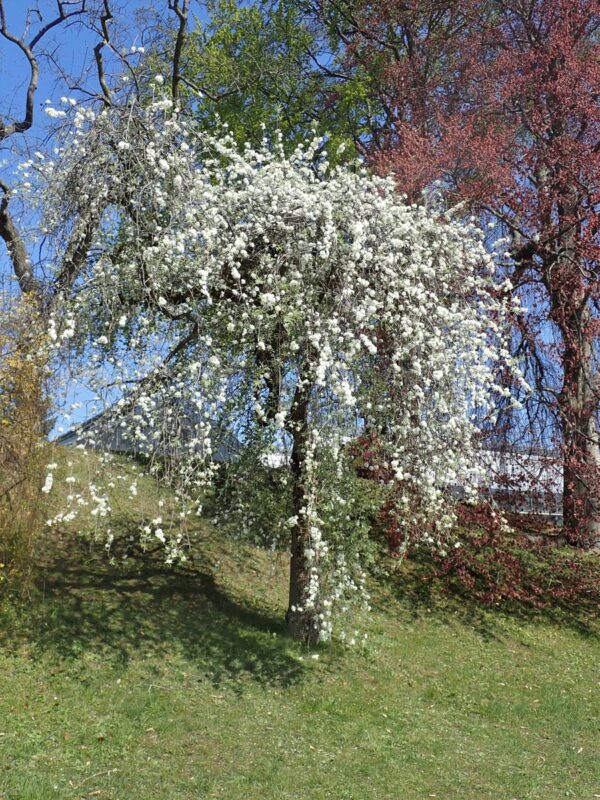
[379,552,600,642]
[1,533,304,690]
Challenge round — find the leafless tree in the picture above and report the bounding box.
[0,0,191,308]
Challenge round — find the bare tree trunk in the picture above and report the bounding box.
[560,328,600,548]
[561,417,600,547]
[285,377,320,644]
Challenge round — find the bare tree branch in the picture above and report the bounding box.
[0,0,87,141]
[177,74,238,104]
[0,180,39,294]
[169,0,190,105]
[93,0,113,106]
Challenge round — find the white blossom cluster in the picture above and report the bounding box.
[39,95,522,639]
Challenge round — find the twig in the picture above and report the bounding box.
[73,768,119,790]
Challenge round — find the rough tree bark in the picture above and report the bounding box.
[285,375,320,645]
[559,308,600,547]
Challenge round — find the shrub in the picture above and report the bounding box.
[0,296,50,597]
[435,503,600,609]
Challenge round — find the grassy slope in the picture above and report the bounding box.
[0,451,599,800]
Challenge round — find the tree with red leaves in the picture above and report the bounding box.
[317,0,600,546]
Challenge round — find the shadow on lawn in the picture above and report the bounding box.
[2,533,304,689]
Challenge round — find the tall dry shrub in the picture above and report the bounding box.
[0,294,49,596]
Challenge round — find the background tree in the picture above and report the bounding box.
[315,0,600,546]
[0,0,200,594]
[0,0,200,305]
[183,0,332,146]
[141,0,363,160]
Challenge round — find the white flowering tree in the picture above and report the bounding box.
[37,92,520,643]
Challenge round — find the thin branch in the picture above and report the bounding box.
[169,0,190,106]
[177,74,237,104]
[29,1,87,50]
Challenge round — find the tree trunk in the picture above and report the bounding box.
[560,328,600,548]
[562,411,600,548]
[285,377,320,644]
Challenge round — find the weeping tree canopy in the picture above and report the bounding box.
[39,94,520,641]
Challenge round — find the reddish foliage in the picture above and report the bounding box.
[436,502,600,608]
[347,430,393,483]
[351,431,600,609]
[326,0,600,545]
[348,431,435,554]
[376,496,407,554]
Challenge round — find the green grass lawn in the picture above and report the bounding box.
[1,455,599,799]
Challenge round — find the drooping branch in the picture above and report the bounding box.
[52,213,102,302]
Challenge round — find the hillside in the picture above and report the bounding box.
[0,448,599,799]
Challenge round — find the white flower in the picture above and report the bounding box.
[274,411,286,429]
[260,292,277,307]
[44,108,67,119]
